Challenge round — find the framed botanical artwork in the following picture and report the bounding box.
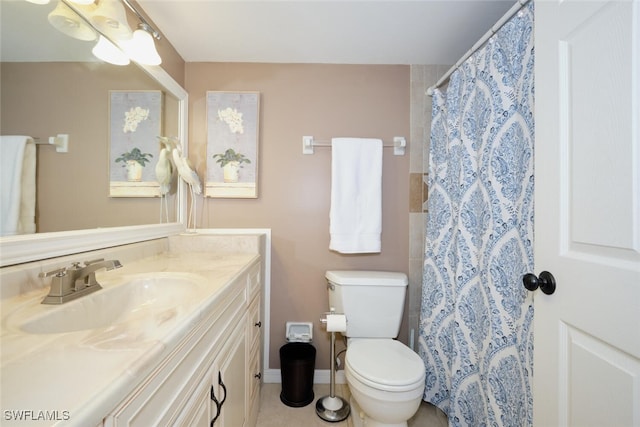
[108,90,164,197]
[206,91,260,198]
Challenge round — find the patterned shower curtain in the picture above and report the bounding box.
[418,3,534,426]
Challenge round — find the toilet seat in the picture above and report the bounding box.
[345,339,425,392]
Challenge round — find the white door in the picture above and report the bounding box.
[533,1,640,426]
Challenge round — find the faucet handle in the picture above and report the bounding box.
[68,262,83,271]
[83,258,105,266]
[39,267,67,279]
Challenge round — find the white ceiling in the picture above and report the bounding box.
[0,0,516,65]
[136,0,517,65]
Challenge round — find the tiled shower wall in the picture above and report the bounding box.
[407,65,450,349]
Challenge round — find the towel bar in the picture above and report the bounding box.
[302,136,406,156]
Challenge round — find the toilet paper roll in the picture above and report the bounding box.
[326,314,347,332]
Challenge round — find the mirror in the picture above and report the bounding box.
[0,0,187,266]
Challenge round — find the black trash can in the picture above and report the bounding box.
[280,342,316,407]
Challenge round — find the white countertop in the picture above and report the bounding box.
[0,251,259,427]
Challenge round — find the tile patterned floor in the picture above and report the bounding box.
[256,383,448,427]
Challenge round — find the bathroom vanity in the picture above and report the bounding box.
[0,233,266,427]
[104,254,261,427]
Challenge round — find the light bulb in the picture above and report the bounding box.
[92,36,130,65]
[121,25,161,66]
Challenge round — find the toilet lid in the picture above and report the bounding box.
[345,339,425,391]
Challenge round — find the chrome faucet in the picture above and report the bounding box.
[39,259,122,304]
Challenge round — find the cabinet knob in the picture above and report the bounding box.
[254,321,262,328]
[254,372,262,380]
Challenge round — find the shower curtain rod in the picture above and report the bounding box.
[426,0,532,96]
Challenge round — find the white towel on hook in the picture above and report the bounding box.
[1,135,36,236]
[329,137,382,253]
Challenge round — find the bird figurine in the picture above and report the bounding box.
[170,141,202,195]
[155,137,174,223]
[164,136,202,230]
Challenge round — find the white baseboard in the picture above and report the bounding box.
[263,368,346,385]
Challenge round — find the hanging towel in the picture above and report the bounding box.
[329,137,382,253]
[1,136,36,236]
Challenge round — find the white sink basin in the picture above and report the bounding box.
[17,274,203,334]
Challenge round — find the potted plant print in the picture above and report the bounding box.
[212,148,251,183]
[115,147,153,182]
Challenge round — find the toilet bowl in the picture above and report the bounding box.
[325,270,425,426]
[345,339,425,427]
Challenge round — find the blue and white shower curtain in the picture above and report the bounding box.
[418,3,534,426]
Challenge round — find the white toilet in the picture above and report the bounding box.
[326,270,425,427]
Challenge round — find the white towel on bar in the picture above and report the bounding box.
[330,137,382,253]
[1,135,36,236]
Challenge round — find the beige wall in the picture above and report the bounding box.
[185,63,410,369]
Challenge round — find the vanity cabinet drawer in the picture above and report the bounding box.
[248,344,261,411]
[248,297,261,348]
[245,350,261,427]
[246,295,261,427]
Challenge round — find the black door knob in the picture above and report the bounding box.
[522,271,556,295]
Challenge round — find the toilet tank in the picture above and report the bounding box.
[326,270,407,338]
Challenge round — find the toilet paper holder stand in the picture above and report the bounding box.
[319,311,347,332]
[316,312,350,422]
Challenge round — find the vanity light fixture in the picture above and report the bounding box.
[48,1,97,41]
[33,0,163,66]
[92,35,130,65]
